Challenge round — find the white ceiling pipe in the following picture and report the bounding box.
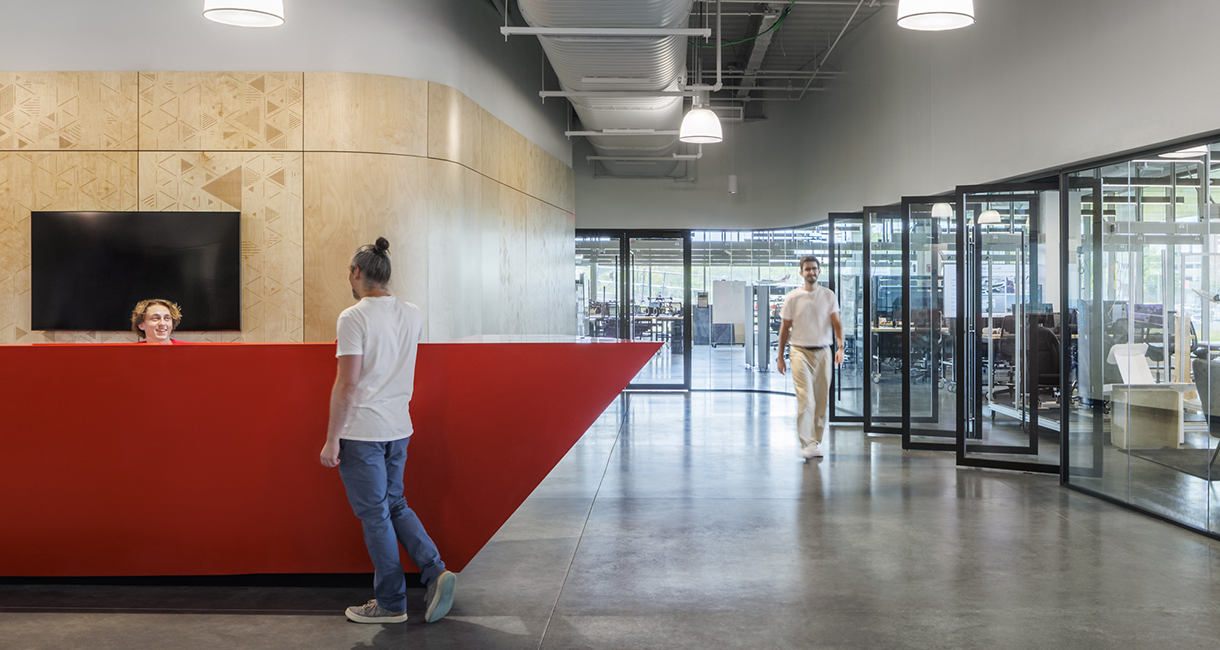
[687,0,723,93]
[501,27,711,37]
[565,130,681,137]
[588,146,703,162]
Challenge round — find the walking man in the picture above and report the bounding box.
[776,255,844,460]
[319,237,457,624]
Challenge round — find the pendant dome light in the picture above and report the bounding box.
[897,0,975,31]
[978,209,1002,225]
[679,91,722,144]
[204,0,285,27]
[931,203,954,218]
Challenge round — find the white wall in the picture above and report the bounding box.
[576,0,1220,230]
[573,100,806,230]
[795,0,1220,218]
[0,0,570,165]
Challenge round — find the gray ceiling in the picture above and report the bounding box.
[690,0,888,89]
[495,0,890,111]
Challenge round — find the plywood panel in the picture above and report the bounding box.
[478,108,503,184]
[526,194,558,334]
[425,162,485,342]
[498,184,529,334]
[139,72,304,151]
[497,121,528,198]
[304,73,427,156]
[303,152,431,343]
[0,152,138,343]
[483,119,573,213]
[553,207,577,335]
[0,72,139,151]
[139,152,304,343]
[519,139,576,214]
[428,83,482,174]
[551,154,576,214]
[479,175,502,336]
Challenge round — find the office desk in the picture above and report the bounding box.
[0,339,659,577]
[633,315,684,350]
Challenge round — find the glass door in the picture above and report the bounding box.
[863,204,905,435]
[627,232,692,389]
[902,197,959,450]
[829,212,864,422]
[958,183,1060,473]
[576,233,625,339]
[576,230,692,390]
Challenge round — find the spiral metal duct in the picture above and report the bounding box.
[518,0,696,177]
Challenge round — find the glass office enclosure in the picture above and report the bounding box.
[828,212,865,422]
[958,184,1061,472]
[864,204,906,435]
[1064,143,1220,535]
[902,198,959,450]
[575,230,692,390]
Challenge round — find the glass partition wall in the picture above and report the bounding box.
[958,184,1061,472]
[1064,143,1220,536]
[575,230,691,390]
[864,205,906,435]
[576,233,625,339]
[902,198,960,450]
[829,212,865,422]
[689,227,822,392]
[580,224,860,398]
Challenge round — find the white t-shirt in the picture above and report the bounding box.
[335,296,424,442]
[780,284,840,348]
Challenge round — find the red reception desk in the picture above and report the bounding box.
[0,337,658,577]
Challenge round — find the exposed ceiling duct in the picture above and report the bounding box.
[499,0,890,178]
[516,0,701,177]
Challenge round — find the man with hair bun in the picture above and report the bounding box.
[776,255,844,461]
[319,237,457,625]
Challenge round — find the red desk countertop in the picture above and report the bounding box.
[0,339,658,577]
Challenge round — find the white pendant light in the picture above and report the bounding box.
[897,0,975,31]
[204,0,285,27]
[1159,145,1209,159]
[680,91,722,144]
[978,209,1002,225]
[931,202,954,218]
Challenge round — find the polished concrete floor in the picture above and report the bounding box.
[5,392,1220,649]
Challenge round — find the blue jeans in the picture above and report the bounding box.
[338,437,446,612]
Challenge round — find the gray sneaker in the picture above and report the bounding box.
[424,571,457,623]
[345,599,408,624]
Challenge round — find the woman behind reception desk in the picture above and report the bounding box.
[131,299,182,345]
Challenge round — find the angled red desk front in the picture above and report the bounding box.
[0,337,658,577]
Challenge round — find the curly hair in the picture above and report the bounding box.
[131,299,182,339]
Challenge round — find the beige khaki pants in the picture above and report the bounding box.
[790,346,832,449]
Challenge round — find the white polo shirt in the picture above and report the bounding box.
[780,284,840,348]
[335,296,424,442]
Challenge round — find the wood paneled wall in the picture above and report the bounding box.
[0,71,575,344]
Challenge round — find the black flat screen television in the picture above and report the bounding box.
[31,211,242,332]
